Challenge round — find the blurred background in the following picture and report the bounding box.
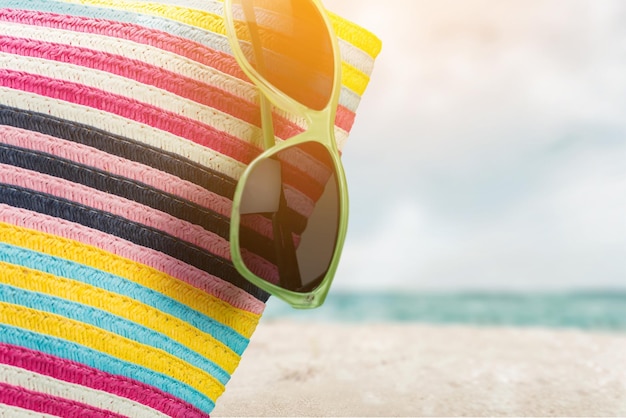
[265,0,626,328]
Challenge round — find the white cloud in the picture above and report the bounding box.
[327,0,626,291]
[334,199,429,291]
[334,0,626,167]
[337,140,626,291]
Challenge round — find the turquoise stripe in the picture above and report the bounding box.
[0,323,214,413]
[0,283,230,384]
[0,242,249,355]
[0,0,361,107]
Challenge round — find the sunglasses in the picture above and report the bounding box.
[224,0,347,308]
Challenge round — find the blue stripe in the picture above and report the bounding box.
[1,0,232,53]
[0,282,230,384]
[0,323,215,413]
[0,184,254,297]
[0,242,249,354]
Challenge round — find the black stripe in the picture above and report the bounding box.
[0,143,280,263]
[0,106,308,232]
[0,105,237,198]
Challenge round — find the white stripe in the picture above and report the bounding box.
[0,87,246,179]
[0,363,170,418]
[0,21,352,147]
[0,59,347,149]
[0,51,350,149]
[338,37,376,76]
[0,404,56,418]
[0,88,318,213]
[0,20,253,99]
[0,20,363,113]
[0,52,267,146]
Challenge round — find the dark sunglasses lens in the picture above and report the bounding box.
[237,142,340,293]
[229,0,335,110]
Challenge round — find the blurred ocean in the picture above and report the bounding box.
[262,291,626,332]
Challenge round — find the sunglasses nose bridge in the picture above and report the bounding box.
[300,111,340,151]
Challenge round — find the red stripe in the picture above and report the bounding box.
[0,35,302,140]
[0,381,128,418]
[0,8,356,132]
[0,68,261,164]
[0,342,209,418]
[0,68,327,200]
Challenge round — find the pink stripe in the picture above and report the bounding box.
[0,9,357,133]
[0,163,279,280]
[0,162,234,260]
[0,125,231,219]
[0,69,261,164]
[0,343,209,418]
[0,204,264,314]
[0,381,127,418]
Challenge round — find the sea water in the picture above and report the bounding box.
[262,291,626,332]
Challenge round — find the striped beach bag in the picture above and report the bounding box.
[0,1,381,416]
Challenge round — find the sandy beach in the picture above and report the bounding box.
[213,320,626,417]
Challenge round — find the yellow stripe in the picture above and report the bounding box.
[59,0,375,95]
[328,11,383,59]
[0,300,223,401]
[0,222,259,338]
[0,261,239,374]
[342,63,371,97]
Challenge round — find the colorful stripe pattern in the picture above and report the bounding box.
[0,1,381,416]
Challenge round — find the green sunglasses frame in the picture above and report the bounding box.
[224,0,348,308]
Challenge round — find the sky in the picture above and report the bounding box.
[322,0,626,292]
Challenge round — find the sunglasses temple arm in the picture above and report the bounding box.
[272,189,302,291]
[259,94,276,150]
[240,0,276,150]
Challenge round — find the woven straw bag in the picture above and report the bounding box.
[0,1,381,416]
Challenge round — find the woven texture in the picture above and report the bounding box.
[0,1,381,416]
